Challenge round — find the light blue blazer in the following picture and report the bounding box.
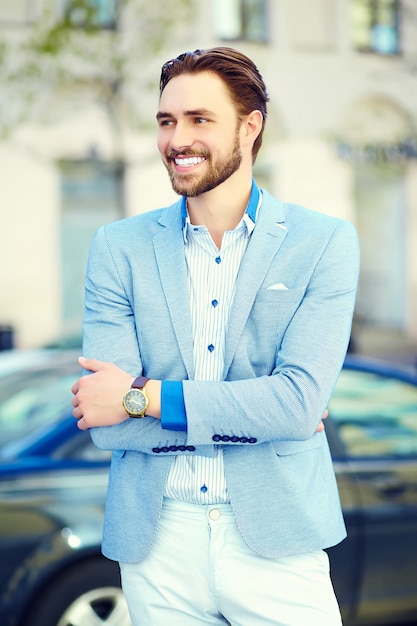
[83,189,360,563]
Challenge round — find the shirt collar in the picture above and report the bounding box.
[181,179,262,240]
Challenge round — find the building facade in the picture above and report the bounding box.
[0,0,416,358]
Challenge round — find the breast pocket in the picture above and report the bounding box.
[246,287,305,350]
[239,287,306,375]
[252,287,306,331]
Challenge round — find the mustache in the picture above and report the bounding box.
[166,148,209,159]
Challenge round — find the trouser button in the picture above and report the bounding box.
[209,508,221,521]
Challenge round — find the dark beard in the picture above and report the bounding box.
[165,133,242,197]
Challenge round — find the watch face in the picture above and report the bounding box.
[123,389,147,416]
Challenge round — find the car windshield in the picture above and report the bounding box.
[329,368,417,458]
[0,351,79,451]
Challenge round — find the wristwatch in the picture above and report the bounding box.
[122,376,150,418]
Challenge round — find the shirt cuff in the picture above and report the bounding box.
[160,381,187,431]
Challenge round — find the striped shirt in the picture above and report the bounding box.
[164,185,261,504]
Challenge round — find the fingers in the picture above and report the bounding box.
[71,372,84,423]
[75,417,88,431]
[78,356,106,372]
[71,356,102,430]
[316,409,329,432]
[71,397,84,422]
[72,399,89,430]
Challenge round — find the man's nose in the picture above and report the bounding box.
[170,121,193,151]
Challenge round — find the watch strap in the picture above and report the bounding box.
[131,376,150,389]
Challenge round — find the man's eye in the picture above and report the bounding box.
[195,117,208,124]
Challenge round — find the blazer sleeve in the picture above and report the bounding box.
[83,223,210,456]
[182,218,360,446]
[82,226,171,451]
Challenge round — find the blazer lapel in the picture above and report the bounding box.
[153,203,195,380]
[224,193,289,378]
[151,193,289,382]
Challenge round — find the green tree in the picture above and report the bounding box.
[0,0,194,136]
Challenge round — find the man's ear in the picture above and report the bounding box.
[241,110,263,148]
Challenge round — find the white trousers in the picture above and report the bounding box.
[120,498,342,626]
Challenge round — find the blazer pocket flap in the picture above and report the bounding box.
[256,286,305,303]
[272,436,321,456]
[112,449,126,458]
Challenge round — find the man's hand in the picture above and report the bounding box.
[71,356,328,434]
[71,357,135,431]
[316,409,328,433]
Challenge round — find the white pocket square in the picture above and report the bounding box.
[266,283,288,290]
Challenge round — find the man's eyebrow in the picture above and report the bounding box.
[156,108,216,120]
[156,111,170,120]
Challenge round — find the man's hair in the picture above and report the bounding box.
[159,47,269,163]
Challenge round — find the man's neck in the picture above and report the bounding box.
[186,175,252,248]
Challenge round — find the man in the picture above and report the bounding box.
[72,47,360,625]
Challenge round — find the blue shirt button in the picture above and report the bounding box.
[208,344,215,352]
[200,485,208,493]
[211,299,218,307]
[215,256,221,264]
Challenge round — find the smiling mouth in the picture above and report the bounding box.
[174,156,206,167]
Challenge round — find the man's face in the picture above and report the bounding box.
[157,71,243,197]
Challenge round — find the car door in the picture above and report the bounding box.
[328,365,417,625]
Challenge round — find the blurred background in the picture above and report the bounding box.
[1,5,417,626]
[0,0,416,366]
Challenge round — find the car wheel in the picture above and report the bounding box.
[25,558,131,626]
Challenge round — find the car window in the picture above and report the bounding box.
[0,366,77,448]
[329,369,417,458]
[78,440,112,462]
[55,429,112,463]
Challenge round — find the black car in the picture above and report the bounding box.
[0,349,416,626]
[327,356,417,625]
[0,349,129,626]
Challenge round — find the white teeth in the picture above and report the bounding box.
[174,156,205,167]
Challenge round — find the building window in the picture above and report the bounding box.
[0,1,118,28]
[59,0,119,30]
[352,0,400,55]
[213,0,269,43]
[59,159,124,330]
